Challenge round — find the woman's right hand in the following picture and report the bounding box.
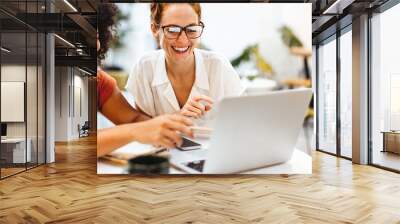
[132,114,194,148]
[180,95,214,119]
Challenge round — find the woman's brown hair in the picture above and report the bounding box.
[97,3,118,60]
[150,3,202,25]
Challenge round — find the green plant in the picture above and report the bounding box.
[231,44,254,67]
[231,44,274,77]
[279,25,312,79]
[279,25,303,48]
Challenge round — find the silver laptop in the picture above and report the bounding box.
[172,88,313,174]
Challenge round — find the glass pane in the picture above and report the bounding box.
[390,74,400,130]
[38,32,45,165]
[1,15,27,177]
[27,31,38,169]
[340,29,352,158]
[318,37,337,154]
[26,0,39,169]
[1,0,46,178]
[371,4,400,171]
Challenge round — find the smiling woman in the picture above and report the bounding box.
[127,3,244,123]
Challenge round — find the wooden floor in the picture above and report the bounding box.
[372,150,400,171]
[1,167,25,178]
[1,136,400,223]
[1,163,44,178]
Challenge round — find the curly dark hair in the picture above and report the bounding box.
[97,3,118,60]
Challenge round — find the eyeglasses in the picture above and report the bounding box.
[159,22,204,39]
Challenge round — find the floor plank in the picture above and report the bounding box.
[0,135,399,223]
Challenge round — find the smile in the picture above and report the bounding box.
[172,46,190,54]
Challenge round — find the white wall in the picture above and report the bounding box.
[72,73,89,138]
[55,67,69,141]
[1,65,28,138]
[54,67,89,141]
[201,3,311,80]
[1,64,46,163]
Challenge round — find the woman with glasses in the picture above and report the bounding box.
[127,3,244,122]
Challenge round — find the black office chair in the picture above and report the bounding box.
[78,121,90,138]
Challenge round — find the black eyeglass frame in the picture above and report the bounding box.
[158,22,205,39]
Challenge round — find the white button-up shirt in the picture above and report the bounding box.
[127,48,244,118]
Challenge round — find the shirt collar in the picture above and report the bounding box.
[151,49,209,91]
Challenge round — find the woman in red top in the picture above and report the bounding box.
[97,3,193,157]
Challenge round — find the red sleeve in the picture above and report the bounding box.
[97,69,117,110]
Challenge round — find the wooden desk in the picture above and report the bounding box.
[381,131,400,154]
[1,138,31,164]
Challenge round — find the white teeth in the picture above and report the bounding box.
[173,46,189,52]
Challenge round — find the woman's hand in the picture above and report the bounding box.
[180,95,214,119]
[132,114,194,148]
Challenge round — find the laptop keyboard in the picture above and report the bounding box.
[185,160,205,172]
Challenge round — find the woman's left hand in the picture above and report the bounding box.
[180,95,214,119]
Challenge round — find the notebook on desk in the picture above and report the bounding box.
[101,141,166,162]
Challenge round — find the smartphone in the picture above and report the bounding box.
[176,137,202,151]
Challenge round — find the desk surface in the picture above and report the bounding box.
[97,140,312,175]
[1,138,26,143]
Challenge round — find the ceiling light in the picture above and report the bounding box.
[1,47,11,53]
[63,0,78,12]
[54,34,75,48]
[323,0,354,15]
[76,49,84,55]
[78,68,93,76]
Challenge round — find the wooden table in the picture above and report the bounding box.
[381,131,400,154]
[1,138,32,168]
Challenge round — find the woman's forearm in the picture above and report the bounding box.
[132,112,150,123]
[101,87,151,125]
[97,124,137,157]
